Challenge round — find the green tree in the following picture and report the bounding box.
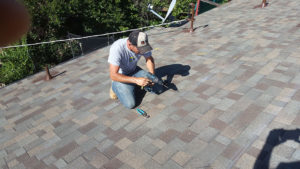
[23,0,145,70]
[0,38,34,84]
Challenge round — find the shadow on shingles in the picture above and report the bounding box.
[253,128,300,169]
[32,70,67,83]
[135,64,191,107]
[149,24,209,36]
[182,24,209,32]
[135,64,191,108]
[194,24,209,31]
[155,64,191,92]
[135,87,147,108]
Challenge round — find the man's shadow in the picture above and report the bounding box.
[135,64,191,107]
[155,64,191,92]
[253,128,300,169]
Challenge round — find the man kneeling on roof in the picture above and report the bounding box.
[108,31,162,109]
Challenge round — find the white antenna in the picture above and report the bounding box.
[148,0,177,23]
[148,4,164,21]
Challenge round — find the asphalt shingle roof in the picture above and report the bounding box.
[1,0,300,168]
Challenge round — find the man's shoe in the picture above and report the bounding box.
[110,87,118,100]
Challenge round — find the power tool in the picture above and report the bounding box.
[143,73,168,93]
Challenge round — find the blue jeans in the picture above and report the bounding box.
[112,68,162,109]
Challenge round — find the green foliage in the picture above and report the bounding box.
[168,0,191,19]
[0,38,34,84]
[22,0,144,71]
[24,0,142,38]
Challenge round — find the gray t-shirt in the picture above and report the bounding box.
[108,38,152,75]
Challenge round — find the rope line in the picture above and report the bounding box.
[0,19,187,49]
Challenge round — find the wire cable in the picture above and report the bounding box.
[0,19,187,49]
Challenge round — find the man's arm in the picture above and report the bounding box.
[145,56,155,74]
[110,64,150,87]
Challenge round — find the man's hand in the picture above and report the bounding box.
[135,77,152,87]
